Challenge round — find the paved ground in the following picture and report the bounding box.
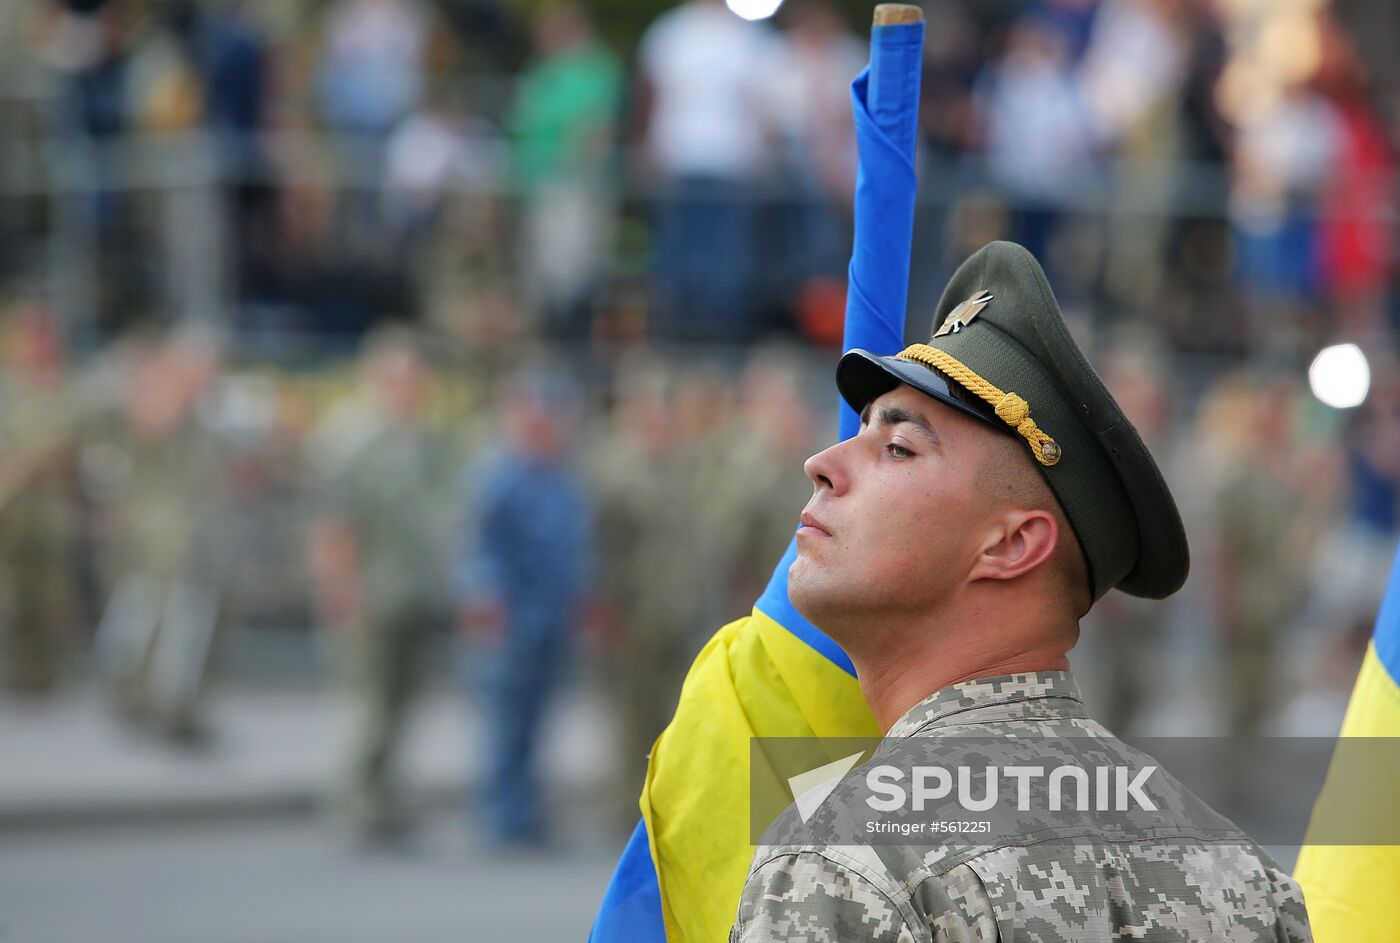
[0,681,624,941]
[0,811,621,943]
[0,682,614,828]
[0,620,1346,941]
[0,602,1351,828]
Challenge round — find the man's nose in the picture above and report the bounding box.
[804,440,848,495]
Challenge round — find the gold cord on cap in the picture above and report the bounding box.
[895,343,1062,467]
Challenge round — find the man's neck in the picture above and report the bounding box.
[848,613,1073,733]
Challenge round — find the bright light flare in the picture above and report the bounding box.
[726,0,783,21]
[1308,343,1370,409]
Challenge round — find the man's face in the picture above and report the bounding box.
[788,384,1003,634]
[507,396,567,460]
[374,350,426,419]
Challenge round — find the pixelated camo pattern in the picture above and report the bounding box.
[731,671,1312,942]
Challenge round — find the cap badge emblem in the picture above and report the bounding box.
[933,290,993,338]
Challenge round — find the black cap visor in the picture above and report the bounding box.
[836,348,1011,436]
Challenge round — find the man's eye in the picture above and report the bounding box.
[885,442,914,459]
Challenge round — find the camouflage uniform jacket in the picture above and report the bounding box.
[732,671,1312,942]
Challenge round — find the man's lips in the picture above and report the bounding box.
[798,511,832,537]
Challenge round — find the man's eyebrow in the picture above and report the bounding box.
[866,402,942,451]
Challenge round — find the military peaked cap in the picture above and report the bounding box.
[836,241,1189,601]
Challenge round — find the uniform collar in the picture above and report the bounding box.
[886,670,1085,738]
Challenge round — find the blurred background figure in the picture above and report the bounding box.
[1079,0,1190,314]
[718,346,819,612]
[92,331,228,743]
[199,0,276,327]
[1228,80,1338,344]
[589,362,707,831]
[307,329,452,843]
[315,0,431,226]
[33,0,144,336]
[1211,372,1323,739]
[634,0,774,343]
[973,13,1094,263]
[671,360,738,607]
[455,367,593,849]
[508,2,621,342]
[0,305,81,696]
[1310,15,1394,340]
[1080,332,1174,735]
[381,85,470,279]
[767,0,862,314]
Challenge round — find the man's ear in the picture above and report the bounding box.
[968,510,1059,584]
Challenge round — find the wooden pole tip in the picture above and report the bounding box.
[872,4,923,26]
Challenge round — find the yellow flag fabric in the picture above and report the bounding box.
[639,605,879,942]
[1293,641,1400,942]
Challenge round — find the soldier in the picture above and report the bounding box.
[718,346,820,613]
[455,369,593,848]
[307,330,452,842]
[1081,336,1174,734]
[0,308,80,695]
[93,332,229,742]
[672,361,740,626]
[1213,374,1316,739]
[731,242,1310,940]
[590,361,713,830]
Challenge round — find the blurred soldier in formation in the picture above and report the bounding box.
[590,361,712,829]
[455,369,593,848]
[1083,337,1174,733]
[716,347,819,613]
[0,307,81,695]
[672,361,738,621]
[307,330,452,842]
[1212,373,1320,738]
[93,332,229,742]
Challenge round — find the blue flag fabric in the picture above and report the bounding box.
[749,19,928,679]
[590,18,924,941]
[840,22,925,442]
[590,819,666,942]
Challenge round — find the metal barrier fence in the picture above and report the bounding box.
[0,106,1383,368]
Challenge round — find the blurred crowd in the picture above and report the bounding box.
[0,313,826,846]
[4,0,1400,850]
[2,309,1398,847]
[5,0,1396,352]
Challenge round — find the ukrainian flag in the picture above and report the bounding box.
[589,13,925,942]
[1294,541,1400,941]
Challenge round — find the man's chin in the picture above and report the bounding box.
[787,560,832,625]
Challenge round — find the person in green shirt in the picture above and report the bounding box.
[508,2,621,340]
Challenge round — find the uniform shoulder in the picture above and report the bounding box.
[735,846,917,943]
[932,839,1314,941]
[736,845,1006,943]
